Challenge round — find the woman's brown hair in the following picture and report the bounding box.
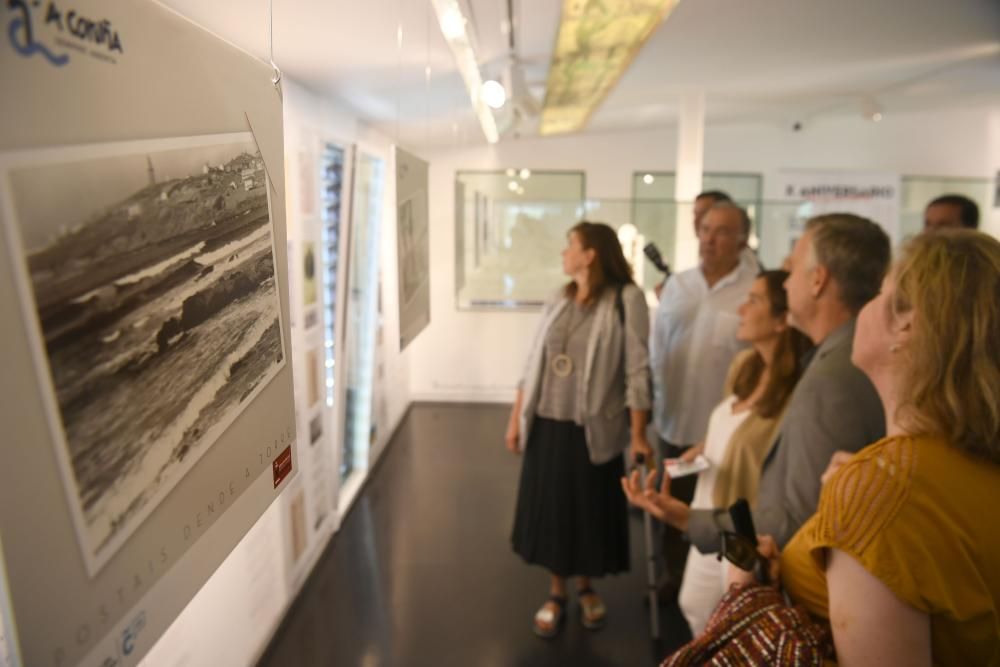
[563,221,634,302]
[892,230,1000,462]
[731,270,814,419]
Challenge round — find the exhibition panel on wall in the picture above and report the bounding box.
[394,147,430,351]
[0,2,296,665]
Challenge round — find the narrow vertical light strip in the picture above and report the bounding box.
[429,0,499,144]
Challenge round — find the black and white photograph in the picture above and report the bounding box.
[1,132,286,575]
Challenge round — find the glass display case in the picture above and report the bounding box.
[453,191,804,309]
[899,175,992,240]
[455,170,584,309]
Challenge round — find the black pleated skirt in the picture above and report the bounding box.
[510,416,630,578]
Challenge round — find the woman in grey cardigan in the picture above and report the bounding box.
[505,221,653,638]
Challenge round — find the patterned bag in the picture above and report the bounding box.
[661,584,834,666]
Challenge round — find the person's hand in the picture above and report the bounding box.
[504,421,520,455]
[629,434,653,463]
[620,466,690,531]
[679,442,704,463]
[822,450,855,486]
[654,280,666,300]
[726,535,781,589]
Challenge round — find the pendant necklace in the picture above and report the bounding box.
[551,301,590,378]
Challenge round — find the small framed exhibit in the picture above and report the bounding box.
[302,240,318,306]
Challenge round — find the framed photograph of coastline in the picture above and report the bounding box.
[0,132,287,577]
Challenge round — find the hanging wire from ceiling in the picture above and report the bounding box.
[395,0,403,146]
[268,0,281,88]
[425,1,431,147]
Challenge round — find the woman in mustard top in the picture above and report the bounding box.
[733,230,1000,666]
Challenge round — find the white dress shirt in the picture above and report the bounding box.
[650,256,757,445]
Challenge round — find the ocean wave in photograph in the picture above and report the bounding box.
[6,136,285,572]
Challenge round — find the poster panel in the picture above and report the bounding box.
[0,1,296,666]
[775,170,901,247]
[393,147,430,350]
[2,134,284,576]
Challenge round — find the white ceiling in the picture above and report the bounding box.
[160,0,1000,147]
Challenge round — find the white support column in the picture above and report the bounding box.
[673,92,705,272]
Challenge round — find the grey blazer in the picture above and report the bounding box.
[518,283,652,464]
[687,319,885,552]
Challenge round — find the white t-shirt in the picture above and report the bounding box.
[690,395,751,510]
[651,257,757,445]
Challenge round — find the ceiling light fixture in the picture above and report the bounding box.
[431,0,499,143]
[541,0,680,135]
[481,80,507,109]
[508,180,518,191]
[438,6,466,41]
[519,168,531,180]
[643,173,655,185]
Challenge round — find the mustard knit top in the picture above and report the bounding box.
[781,435,1000,666]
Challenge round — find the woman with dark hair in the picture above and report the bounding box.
[668,270,813,634]
[505,221,653,637]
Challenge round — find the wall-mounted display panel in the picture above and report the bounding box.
[775,170,901,243]
[0,2,296,666]
[394,147,430,351]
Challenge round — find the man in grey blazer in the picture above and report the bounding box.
[624,213,891,552]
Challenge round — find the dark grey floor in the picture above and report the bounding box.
[257,403,691,667]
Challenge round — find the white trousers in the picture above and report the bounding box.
[678,545,728,636]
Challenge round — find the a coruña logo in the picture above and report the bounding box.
[6,0,124,67]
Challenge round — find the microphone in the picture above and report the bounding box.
[643,242,671,276]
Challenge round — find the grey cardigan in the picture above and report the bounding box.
[518,283,652,464]
[687,319,885,551]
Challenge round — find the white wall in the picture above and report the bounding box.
[410,105,1000,403]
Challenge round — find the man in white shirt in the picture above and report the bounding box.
[649,201,758,602]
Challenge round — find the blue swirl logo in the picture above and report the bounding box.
[6,0,69,66]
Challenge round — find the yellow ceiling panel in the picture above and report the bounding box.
[541,0,679,136]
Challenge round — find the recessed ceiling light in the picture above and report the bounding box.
[519,168,531,180]
[508,180,518,191]
[643,173,655,185]
[506,168,516,177]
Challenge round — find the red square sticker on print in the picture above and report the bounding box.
[273,446,293,488]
